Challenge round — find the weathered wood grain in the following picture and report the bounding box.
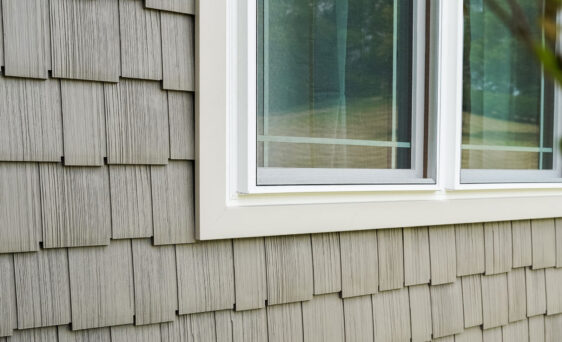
[512,220,532,268]
[482,327,502,342]
[545,314,562,342]
[461,274,483,328]
[119,0,162,80]
[377,229,404,291]
[190,313,216,342]
[68,240,134,330]
[176,240,235,314]
[61,80,106,166]
[8,327,57,341]
[484,221,513,275]
[529,315,545,342]
[531,219,556,269]
[481,273,509,329]
[526,268,547,317]
[455,223,485,276]
[215,309,268,342]
[39,164,111,248]
[507,268,527,322]
[2,0,50,78]
[233,238,267,311]
[311,233,341,295]
[342,295,373,342]
[339,230,378,297]
[14,248,71,329]
[302,294,344,342]
[0,255,17,337]
[145,0,194,14]
[58,326,111,342]
[546,268,562,315]
[429,225,456,285]
[556,218,562,267]
[169,91,195,160]
[431,280,464,338]
[372,288,410,342]
[267,303,303,342]
[409,284,432,342]
[161,12,194,91]
[50,0,120,82]
[265,235,313,305]
[110,324,161,342]
[0,77,62,162]
[104,79,169,165]
[160,316,193,342]
[403,227,431,286]
[0,163,40,253]
[502,320,529,342]
[455,327,482,342]
[151,161,195,244]
[109,166,153,239]
[132,239,177,325]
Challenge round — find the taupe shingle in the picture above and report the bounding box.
[7,327,57,342]
[58,326,111,342]
[110,324,162,342]
[429,225,456,285]
[526,268,547,317]
[482,327,502,342]
[161,12,194,91]
[0,163,40,253]
[532,219,557,269]
[556,218,562,267]
[528,315,545,342]
[168,91,195,160]
[507,268,527,322]
[340,230,379,297]
[545,313,562,342]
[160,316,193,342]
[176,240,235,314]
[484,221,512,275]
[14,248,71,329]
[2,0,50,79]
[40,163,111,248]
[431,280,464,338]
[302,294,345,342]
[119,0,162,80]
[190,313,216,342]
[267,303,303,342]
[311,233,341,295]
[68,240,134,330]
[0,254,17,337]
[377,229,404,291]
[461,274,483,328]
[50,0,120,82]
[409,284,432,342]
[455,327,482,342]
[512,220,532,268]
[481,273,509,329]
[233,238,267,311]
[545,268,562,315]
[216,309,268,342]
[265,235,313,305]
[145,0,194,14]
[342,295,373,342]
[502,319,529,342]
[372,288,411,342]
[455,223,485,276]
[403,227,431,286]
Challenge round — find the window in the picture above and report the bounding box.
[256,0,432,185]
[461,0,561,183]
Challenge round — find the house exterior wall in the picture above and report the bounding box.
[0,1,561,341]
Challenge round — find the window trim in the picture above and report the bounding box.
[196,0,562,240]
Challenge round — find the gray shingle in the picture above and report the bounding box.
[302,294,345,342]
[119,0,162,80]
[1,0,50,78]
[132,239,178,325]
[190,312,216,342]
[233,238,267,311]
[484,221,512,275]
[431,280,464,338]
[482,327,502,342]
[0,77,62,162]
[160,316,193,342]
[455,223,485,276]
[176,240,235,314]
[526,268,547,317]
[378,229,404,291]
[14,248,71,329]
[502,319,529,342]
[528,315,545,342]
[216,309,268,342]
[557,218,562,267]
[342,295,373,342]
[409,284,432,342]
[58,326,111,342]
[545,313,562,342]
[403,227,430,286]
[104,79,169,165]
[545,268,562,315]
[151,161,195,245]
[39,163,111,248]
[429,225,456,285]
[110,324,161,342]
[507,268,527,322]
[68,240,134,330]
[481,273,509,329]
[61,80,106,166]
[340,230,378,297]
[145,0,194,14]
[265,235,313,305]
[169,91,195,160]
[311,233,341,295]
[0,163,40,253]
[267,303,303,342]
[161,12,194,91]
[532,219,556,269]
[455,327,482,342]
[214,311,233,342]
[7,327,57,342]
[461,274,483,328]
[372,288,410,342]
[109,166,153,239]
[50,0,120,82]
[0,254,16,337]
[511,220,532,268]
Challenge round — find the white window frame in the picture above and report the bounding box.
[196,0,562,240]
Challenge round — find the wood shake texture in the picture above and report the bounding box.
[0,1,561,341]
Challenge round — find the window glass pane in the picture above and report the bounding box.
[257,0,414,170]
[462,0,555,170]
